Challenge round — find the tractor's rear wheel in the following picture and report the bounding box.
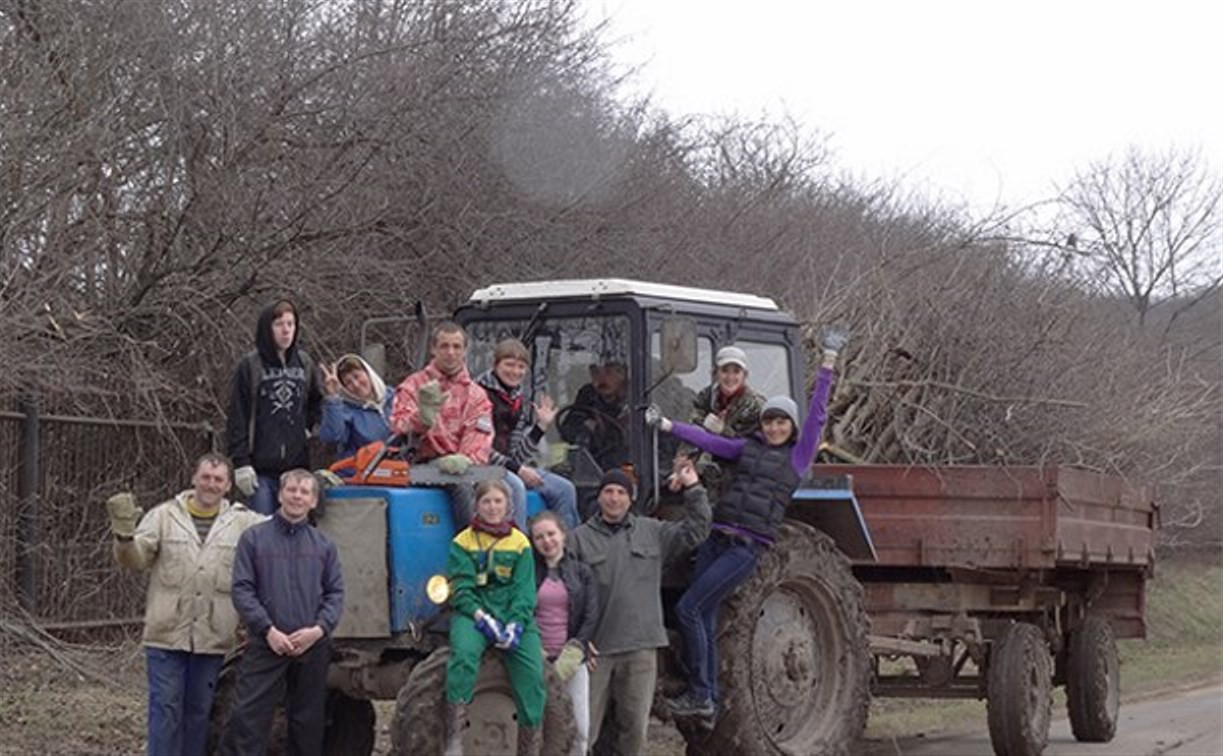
[679,521,871,756]
[391,645,576,755]
[1066,614,1120,742]
[986,622,1053,756]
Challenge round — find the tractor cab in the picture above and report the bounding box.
[454,278,806,516]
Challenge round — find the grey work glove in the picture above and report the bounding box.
[644,404,672,433]
[315,469,344,490]
[820,325,851,367]
[416,380,446,429]
[435,453,472,475]
[106,492,143,538]
[234,465,259,497]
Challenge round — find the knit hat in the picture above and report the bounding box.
[599,469,636,499]
[715,346,749,370]
[760,396,799,428]
[494,337,530,365]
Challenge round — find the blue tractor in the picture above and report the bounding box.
[210,279,874,756]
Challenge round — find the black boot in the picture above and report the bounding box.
[516,724,542,756]
[444,702,466,756]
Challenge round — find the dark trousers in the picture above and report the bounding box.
[675,533,761,702]
[221,638,330,756]
[145,647,224,756]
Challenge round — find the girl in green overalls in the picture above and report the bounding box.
[444,478,545,756]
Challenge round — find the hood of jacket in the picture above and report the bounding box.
[254,299,301,366]
[473,368,526,401]
[336,353,389,410]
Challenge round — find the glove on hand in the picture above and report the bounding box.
[234,466,259,497]
[105,492,143,538]
[554,642,584,681]
[474,612,505,645]
[436,453,472,475]
[417,380,446,429]
[314,469,344,490]
[496,621,522,651]
[820,325,851,367]
[701,413,725,434]
[644,404,672,433]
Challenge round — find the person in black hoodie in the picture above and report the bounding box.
[225,300,323,515]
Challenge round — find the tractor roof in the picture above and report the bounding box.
[467,278,780,311]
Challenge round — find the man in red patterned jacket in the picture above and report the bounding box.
[391,321,495,526]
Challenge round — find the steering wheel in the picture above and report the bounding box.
[555,404,627,451]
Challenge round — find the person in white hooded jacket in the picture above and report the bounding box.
[319,353,394,459]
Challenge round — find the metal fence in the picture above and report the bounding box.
[0,398,216,626]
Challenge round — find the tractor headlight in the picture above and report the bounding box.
[426,574,451,605]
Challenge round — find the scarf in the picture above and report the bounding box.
[470,515,515,538]
[716,384,747,417]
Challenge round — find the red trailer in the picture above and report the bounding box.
[816,464,1157,756]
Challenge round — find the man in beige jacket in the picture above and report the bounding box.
[107,452,266,756]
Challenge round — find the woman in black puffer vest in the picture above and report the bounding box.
[648,329,847,720]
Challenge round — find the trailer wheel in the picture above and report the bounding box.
[390,646,575,755]
[1066,615,1120,742]
[680,521,870,756]
[986,622,1053,756]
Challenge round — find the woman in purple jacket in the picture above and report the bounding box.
[646,328,847,721]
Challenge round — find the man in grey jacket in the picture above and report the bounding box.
[567,465,711,755]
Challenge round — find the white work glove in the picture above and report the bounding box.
[701,413,725,434]
[234,465,259,497]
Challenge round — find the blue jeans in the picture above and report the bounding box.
[145,647,224,756]
[675,532,761,702]
[504,469,580,530]
[249,473,281,515]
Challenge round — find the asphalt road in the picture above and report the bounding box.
[858,685,1223,756]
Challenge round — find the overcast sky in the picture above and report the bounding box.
[583,0,1222,212]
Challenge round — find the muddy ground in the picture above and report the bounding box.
[0,638,688,755]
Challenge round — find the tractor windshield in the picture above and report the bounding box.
[466,314,633,485]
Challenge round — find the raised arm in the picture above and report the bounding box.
[790,327,847,475]
[789,366,834,475]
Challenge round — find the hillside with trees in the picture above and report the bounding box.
[2,0,1218,570]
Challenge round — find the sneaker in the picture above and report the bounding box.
[667,691,715,718]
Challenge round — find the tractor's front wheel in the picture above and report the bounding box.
[206,649,373,756]
[391,645,576,755]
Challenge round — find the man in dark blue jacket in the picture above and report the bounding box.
[222,469,344,756]
[225,299,323,514]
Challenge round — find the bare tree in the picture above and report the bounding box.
[1055,146,1222,328]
